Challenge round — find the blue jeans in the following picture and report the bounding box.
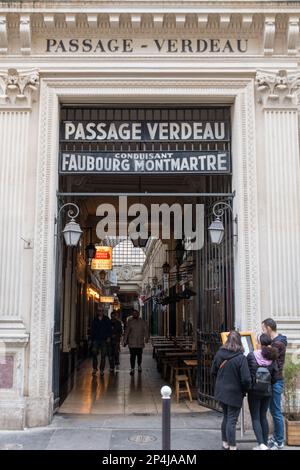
[270,379,284,445]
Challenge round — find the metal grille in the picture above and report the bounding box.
[112,238,146,267]
[197,194,234,410]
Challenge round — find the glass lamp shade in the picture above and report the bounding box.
[62,218,83,246]
[85,243,96,260]
[208,217,225,245]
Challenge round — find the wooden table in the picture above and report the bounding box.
[183,359,197,367]
[165,352,197,358]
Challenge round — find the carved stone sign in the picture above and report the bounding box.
[46,37,249,54]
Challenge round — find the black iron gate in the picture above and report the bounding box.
[197,195,235,410]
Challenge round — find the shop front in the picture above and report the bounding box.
[0,1,300,429]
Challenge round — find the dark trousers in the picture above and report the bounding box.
[248,394,271,445]
[110,341,120,368]
[129,347,143,369]
[92,341,113,371]
[220,402,241,446]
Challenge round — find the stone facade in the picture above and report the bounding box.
[0,0,300,429]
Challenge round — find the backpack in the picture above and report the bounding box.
[252,366,272,396]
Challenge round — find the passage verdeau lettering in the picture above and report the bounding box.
[46,38,248,54]
[62,121,229,141]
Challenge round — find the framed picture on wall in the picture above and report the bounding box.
[220,331,257,356]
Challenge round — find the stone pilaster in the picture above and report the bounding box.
[255,70,300,328]
[0,68,39,429]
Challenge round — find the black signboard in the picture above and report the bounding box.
[59,151,231,174]
[60,120,230,142]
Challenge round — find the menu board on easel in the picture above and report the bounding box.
[221,331,256,356]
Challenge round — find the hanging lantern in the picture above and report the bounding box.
[62,218,83,247]
[208,217,225,245]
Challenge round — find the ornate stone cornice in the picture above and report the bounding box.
[255,69,300,108]
[0,68,39,107]
[0,14,7,54]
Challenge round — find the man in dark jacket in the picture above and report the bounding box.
[211,332,251,450]
[91,306,113,376]
[262,318,287,450]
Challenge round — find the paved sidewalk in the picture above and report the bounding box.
[0,347,298,450]
[0,411,256,450]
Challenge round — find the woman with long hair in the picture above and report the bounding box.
[247,334,278,450]
[211,331,251,450]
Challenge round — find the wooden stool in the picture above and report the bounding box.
[170,366,192,385]
[175,374,192,403]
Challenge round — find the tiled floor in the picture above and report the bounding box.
[59,345,209,416]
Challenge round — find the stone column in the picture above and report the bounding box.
[0,68,39,428]
[255,70,300,339]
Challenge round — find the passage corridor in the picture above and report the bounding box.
[59,345,210,415]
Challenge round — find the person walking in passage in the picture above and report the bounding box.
[247,334,278,450]
[110,311,123,371]
[91,306,113,376]
[211,331,251,450]
[262,318,287,450]
[123,309,149,375]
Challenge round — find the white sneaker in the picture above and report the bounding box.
[252,444,269,450]
[269,441,284,450]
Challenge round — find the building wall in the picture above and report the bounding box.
[0,0,300,428]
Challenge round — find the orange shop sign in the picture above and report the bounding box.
[91,246,112,270]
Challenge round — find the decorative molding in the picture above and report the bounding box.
[109,13,119,29]
[0,68,39,107]
[0,14,7,54]
[197,14,208,29]
[43,14,55,28]
[87,14,98,28]
[255,69,300,107]
[220,14,231,29]
[263,16,276,55]
[242,14,253,30]
[175,14,186,29]
[287,16,299,55]
[1,11,300,41]
[115,265,137,281]
[241,81,260,332]
[131,14,141,30]
[19,15,31,55]
[65,14,76,28]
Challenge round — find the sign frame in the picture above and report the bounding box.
[220,331,257,355]
[59,150,231,175]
